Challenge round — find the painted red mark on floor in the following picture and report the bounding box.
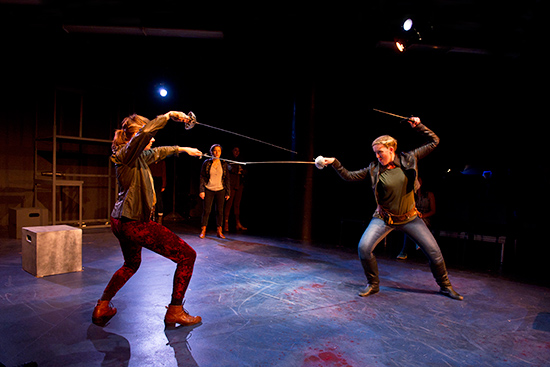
[302,346,354,367]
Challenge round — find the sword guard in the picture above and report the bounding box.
[315,156,326,169]
[185,111,197,130]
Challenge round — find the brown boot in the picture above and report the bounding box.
[156,214,163,225]
[236,221,247,231]
[217,226,225,239]
[223,220,229,232]
[92,300,117,326]
[358,284,380,297]
[199,226,206,239]
[164,305,202,328]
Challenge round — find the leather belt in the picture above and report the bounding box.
[375,206,419,225]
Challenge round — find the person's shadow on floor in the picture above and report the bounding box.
[87,324,131,367]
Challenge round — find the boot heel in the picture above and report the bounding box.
[92,315,112,327]
[164,320,176,329]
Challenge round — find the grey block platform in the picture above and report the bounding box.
[21,224,82,277]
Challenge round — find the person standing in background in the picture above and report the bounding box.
[199,144,230,239]
[224,146,247,232]
[397,177,436,260]
[149,159,167,225]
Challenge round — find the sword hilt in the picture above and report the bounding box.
[185,111,197,130]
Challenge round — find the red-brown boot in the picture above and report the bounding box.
[236,220,247,231]
[164,305,202,328]
[223,220,229,233]
[92,300,117,326]
[199,226,206,239]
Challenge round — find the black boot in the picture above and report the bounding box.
[430,262,463,301]
[358,257,380,297]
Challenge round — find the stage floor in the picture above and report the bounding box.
[1,224,549,367]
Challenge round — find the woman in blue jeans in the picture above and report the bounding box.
[322,117,462,300]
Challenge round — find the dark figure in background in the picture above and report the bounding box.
[322,117,462,301]
[199,144,230,239]
[397,177,436,260]
[92,111,203,328]
[149,159,166,225]
[224,147,247,232]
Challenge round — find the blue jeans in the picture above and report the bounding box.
[358,217,449,287]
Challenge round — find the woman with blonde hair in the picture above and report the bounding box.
[322,117,462,301]
[92,111,204,328]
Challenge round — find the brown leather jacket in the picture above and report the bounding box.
[111,114,181,221]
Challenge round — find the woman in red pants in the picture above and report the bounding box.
[92,111,203,327]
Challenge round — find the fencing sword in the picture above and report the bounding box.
[373,108,413,121]
[201,154,328,170]
[184,112,298,154]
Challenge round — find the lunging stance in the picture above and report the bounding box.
[92,111,204,327]
[322,117,462,300]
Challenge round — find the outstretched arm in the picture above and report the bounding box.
[178,147,202,157]
[323,157,370,182]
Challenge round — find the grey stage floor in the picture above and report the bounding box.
[1,224,549,367]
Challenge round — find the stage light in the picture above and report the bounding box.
[159,87,168,98]
[393,15,425,53]
[395,41,406,52]
[403,18,413,31]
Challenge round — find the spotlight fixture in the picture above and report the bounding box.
[155,83,170,99]
[393,15,425,52]
[395,40,406,52]
[403,18,413,32]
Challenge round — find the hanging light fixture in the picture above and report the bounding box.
[393,15,424,52]
[403,18,414,32]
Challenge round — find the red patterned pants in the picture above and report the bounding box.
[101,217,197,305]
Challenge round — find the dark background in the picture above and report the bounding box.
[0,1,546,282]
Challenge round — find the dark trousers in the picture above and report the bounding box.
[102,217,197,305]
[201,188,225,227]
[224,185,244,219]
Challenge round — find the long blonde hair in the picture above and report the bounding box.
[112,114,149,152]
